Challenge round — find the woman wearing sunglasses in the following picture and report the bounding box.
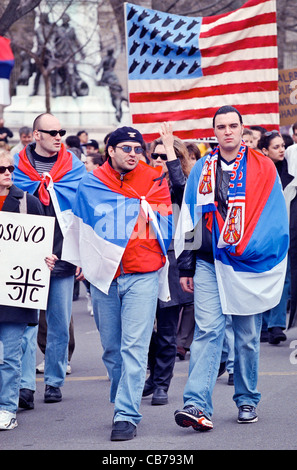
[258,131,296,344]
[0,150,56,430]
[143,123,193,406]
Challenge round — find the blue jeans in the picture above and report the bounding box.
[44,275,74,387]
[0,322,27,412]
[91,271,159,426]
[221,315,234,374]
[262,263,290,331]
[21,324,38,391]
[183,258,262,418]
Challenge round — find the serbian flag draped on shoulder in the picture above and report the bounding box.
[125,0,278,141]
[175,144,289,315]
[0,37,14,106]
[13,143,86,235]
[61,161,173,298]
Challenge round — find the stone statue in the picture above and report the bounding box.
[17,52,34,86]
[53,13,88,98]
[30,13,57,96]
[96,49,126,122]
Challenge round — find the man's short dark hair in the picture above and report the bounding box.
[66,135,81,149]
[87,152,104,166]
[249,125,267,135]
[77,130,88,137]
[213,106,243,127]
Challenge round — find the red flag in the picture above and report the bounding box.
[0,37,14,106]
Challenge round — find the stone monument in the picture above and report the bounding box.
[4,2,130,144]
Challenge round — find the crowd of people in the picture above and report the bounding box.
[0,109,296,442]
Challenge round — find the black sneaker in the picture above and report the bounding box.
[19,388,34,410]
[44,385,62,403]
[110,421,137,441]
[268,327,287,345]
[237,405,258,423]
[174,405,213,432]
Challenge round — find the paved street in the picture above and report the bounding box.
[1,284,297,452]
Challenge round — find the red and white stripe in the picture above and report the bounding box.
[127,0,278,142]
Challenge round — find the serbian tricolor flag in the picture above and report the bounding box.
[0,37,14,106]
[175,147,289,315]
[125,0,279,141]
[61,161,173,298]
[13,143,87,235]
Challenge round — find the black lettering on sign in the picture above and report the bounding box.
[0,224,45,243]
[6,266,45,303]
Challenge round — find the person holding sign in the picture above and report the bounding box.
[0,149,56,430]
[13,113,86,406]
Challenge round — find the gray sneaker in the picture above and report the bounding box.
[110,421,137,441]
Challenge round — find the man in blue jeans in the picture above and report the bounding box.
[62,126,173,440]
[13,113,86,406]
[174,106,289,431]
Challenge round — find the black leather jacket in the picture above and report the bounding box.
[177,158,231,278]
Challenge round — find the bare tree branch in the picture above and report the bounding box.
[0,0,41,36]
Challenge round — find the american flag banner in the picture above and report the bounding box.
[125,0,279,142]
[0,37,14,106]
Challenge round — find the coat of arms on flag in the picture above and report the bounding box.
[0,37,14,107]
[125,0,279,142]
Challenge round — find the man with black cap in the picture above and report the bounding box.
[62,126,173,441]
[85,139,99,155]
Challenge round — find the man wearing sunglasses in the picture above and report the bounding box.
[62,126,173,441]
[13,113,86,407]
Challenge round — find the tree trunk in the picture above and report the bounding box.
[43,72,51,113]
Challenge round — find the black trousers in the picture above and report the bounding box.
[147,303,180,391]
[37,309,75,361]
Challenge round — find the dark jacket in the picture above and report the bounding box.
[177,156,231,278]
[276,158,297,328]
[0,184,44,325]
[0,126,13,143]
[159,159,193,308]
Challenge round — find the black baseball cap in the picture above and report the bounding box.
[108,126,144,148]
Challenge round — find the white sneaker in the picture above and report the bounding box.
[36,359,45,374]
[0,410,18,430]
[66,362,72,375]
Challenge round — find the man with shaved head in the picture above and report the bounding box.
[13,113,86,407]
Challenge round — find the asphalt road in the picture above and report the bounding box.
[1,284,297,454]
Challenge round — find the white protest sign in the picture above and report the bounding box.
[0,212,55,309]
